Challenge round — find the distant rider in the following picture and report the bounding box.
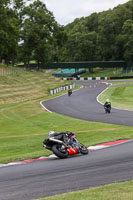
[104,99,111,109]
[68,89,72,96]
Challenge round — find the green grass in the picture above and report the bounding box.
[39,181,133,200]
[0,68,74,104]
[81,67,133,77]
[0,66,75,163]
[0,94,133,163]
[1,106,133,163]
[98,82,133,110]
[0,65,133,199]
[0,65,133,164]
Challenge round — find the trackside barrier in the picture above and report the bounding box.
[63,77,108,81]
[49,84,75,95]
[63,76,133,81]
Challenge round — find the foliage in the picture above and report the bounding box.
[0,0,67,67]
[122,19,133,61]
[0,0,19,63]
[0,0,133,65]
[19,0,63,67]
[60,0,133,62]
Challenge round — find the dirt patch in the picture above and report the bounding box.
[0,133,47,138]
[45,70,52,73]
[76,128,119,133]
[29,109,46,117]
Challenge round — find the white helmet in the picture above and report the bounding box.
[106,99,110,102]
[48,131,55,136]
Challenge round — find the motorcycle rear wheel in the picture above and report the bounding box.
[79,144,88,155]
[106,109,110,113]
[52,144,69,159]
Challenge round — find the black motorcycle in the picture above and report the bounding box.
[104,105,111,113]
[68,89,72,96]
[43,132,88,159]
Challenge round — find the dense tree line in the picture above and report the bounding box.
[0,0,133,67]
[60,0,133,62]
[0,0,67,67]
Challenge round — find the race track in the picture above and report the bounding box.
[41,80,133,126]
[0,80,133,200]
[0,140,133,200]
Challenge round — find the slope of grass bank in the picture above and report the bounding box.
[39,181,133,200]
[98,82,133,110]
[81,67,133,77]
[0,68,73,104]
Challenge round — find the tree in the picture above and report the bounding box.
[122,19,133,61]
[62,0,133,62]
[61,31,97,61]
[0,0,19,63]
[96,11,117,60]
[20,0,66,68]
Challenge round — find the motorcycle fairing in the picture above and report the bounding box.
[67,148,78,155]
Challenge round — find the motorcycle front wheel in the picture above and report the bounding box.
[79,144,88,155]
[52,144,69,159]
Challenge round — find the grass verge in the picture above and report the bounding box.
[81,67,133,77]
[39,181,133,200]
[98,82,133,110]
[0,105,133,163]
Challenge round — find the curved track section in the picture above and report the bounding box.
[41,80,133,126]
[0,80,133,200]
[0,141,133,200]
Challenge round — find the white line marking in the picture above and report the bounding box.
[96,82,133,112]
[40,88,80,113]
[88,145,110,150]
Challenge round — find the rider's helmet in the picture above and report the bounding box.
[48,130,55,136]
[106,99,110,102]
[66,131,73,138]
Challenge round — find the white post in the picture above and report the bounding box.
[88,77,92,80]
[50,90,53,95]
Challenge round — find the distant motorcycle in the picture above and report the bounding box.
[68,89,72,96]
[104,105,111,113]
[43,131,88,159]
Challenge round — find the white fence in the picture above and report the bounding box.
[49,84,75,95]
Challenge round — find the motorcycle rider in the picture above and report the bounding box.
[48,131,75,147]
[68,89,72,96]
[104,99,111,109]
[44,130,88,158]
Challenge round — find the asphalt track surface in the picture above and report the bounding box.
[0,141,133,200]
[0,80,133,200]
[41,80,133,126]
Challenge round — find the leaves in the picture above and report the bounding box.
[0,0,66,66]
[0,0,133,64]
[60,0,133,62]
